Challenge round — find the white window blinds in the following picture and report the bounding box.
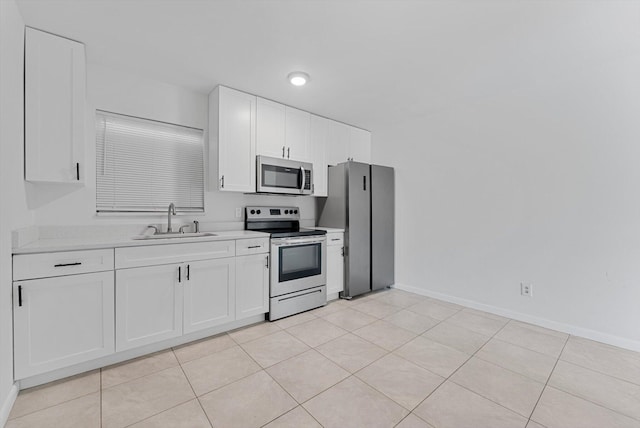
[96,111,204,213]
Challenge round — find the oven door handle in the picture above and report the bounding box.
[272,238,325,246]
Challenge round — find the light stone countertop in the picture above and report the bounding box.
[313,227,345,233]
[12,230,270,255]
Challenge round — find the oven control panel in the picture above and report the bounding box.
[246,206,300,220]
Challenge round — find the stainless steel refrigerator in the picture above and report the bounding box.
[317,161,394,298]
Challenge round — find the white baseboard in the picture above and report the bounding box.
[393,283,640,353]
[0,383,18,427]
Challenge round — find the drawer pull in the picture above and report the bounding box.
[247,245,262,249]
[18,285,22,307]
[54,262,82,267]
[331,238,341,241]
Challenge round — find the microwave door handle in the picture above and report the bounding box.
[300,166,306,192]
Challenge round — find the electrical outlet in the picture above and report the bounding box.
[235,208,242,218]
[521,283,533,297]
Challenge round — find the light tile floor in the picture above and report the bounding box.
[7,288,640,428]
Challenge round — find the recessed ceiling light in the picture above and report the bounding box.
[288,71,310,86]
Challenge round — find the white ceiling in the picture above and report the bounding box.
[15,0,638,137]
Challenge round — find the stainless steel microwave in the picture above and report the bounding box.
[256,155,313,195]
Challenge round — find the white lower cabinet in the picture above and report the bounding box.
[115,264,183,352]
[13,237,272,382]
[326,233,345,296]
[13,271,115,379]
[184,258,236,334]
[235,253,269,320]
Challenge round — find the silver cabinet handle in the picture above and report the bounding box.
[265,255,269,268]
[282,146,285,158]
[287,147,290,158]
[220,175,225,188]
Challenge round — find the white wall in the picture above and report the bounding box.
[373,1,640,350]
[0,0,34,418]
[31,64,315,228]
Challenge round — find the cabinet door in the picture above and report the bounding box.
[326,245,345,296]
[215,86,257,192]
[235,254,269,320]
[348,127,371,164]
[310,115,329,197]
[183,258,236,334]
[13,272,114,379]
[115,264,182,351]
[25,28,85,183]
[285,106,311,162]
[326,120,350,166]
[256,98,286,159]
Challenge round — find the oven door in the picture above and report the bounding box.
[270,237,326,297]
[257,156,313,195]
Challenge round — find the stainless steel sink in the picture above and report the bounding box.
[132,232,217,240]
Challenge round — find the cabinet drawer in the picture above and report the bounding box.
[326,233,344,247]
[115,240,235,269]
[236,238,269,256]
[13,249,114,280]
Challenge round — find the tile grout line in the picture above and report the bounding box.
[536,346,640,423]
[557,352,640,389]
[116,349,202,428]
[232,342,328,427]
[173,347,215,428]
[525,332,571,426]
[99,368,103,428]
[397,313,526,424]
[7,371,102,423]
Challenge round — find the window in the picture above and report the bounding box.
[96,111,204,213]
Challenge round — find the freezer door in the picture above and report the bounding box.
[345,162,371,298]
[371,165,394,290]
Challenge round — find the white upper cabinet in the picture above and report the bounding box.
[326,120,371,166]
[326,120,350,166]
[285,106,311,162]
[256,97,286,159]
[25,28,86,183]
[210,86,257,192]
[210,86,371,194]
[257,99,311,162]
[348,127,372,164]
[310,115,329,197]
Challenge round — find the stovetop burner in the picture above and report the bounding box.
[244,206,326,238]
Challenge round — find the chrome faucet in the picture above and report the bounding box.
[167,203,176,233]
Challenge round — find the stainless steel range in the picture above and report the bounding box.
[245,206,327,321]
